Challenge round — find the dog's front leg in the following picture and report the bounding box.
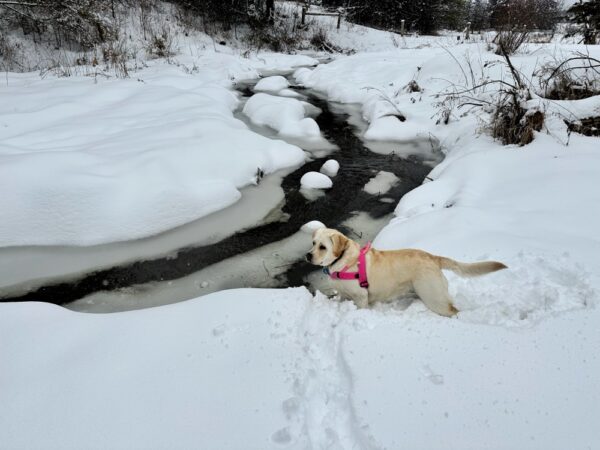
[353,290,369,309]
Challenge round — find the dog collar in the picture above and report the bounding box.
[327,242,371,289]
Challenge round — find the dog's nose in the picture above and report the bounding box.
[305,252,312,262]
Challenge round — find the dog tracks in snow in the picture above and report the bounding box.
[272,293,380,449]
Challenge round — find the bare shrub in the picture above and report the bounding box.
[527,31,554,44]
[146,26,175,59]
[173,4,205,33]
[100,38,132,77]
[565,116,600,137]
[0,32,24,71]
[405,79,422,93]
[494,30,528,55]
[0,1,119,50]
[437,48,544,146]
[492,101,544,146]
[310,26,341,53]
[539,54,600,100]
[244,15,303,53]
[490,47,543,145]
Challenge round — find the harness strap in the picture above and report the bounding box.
[327,242,371,289]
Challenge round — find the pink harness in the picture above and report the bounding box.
[326,242,371,289]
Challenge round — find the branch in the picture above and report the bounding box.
[440,79,519,97]
[0,3,35,19]
[0,1,38,5]
[499,44,525,90]
[545,56,600,83]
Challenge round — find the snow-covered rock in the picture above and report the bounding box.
[254,75,289,92]
[243,93,321,139]
[320,159,340,177]
[300,171,333,189]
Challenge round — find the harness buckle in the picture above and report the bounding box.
[360,281,369,289]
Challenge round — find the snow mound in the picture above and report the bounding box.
[243,93,321,139]
[301,220,326,233]
[300,172,332,189]
[254,75,289,92]
[277,88,302,98]
[293,67,313,85]
[450,251,595,327]
[364,115,410,141]
[320,159,340,177]
[0,71,306,247]
[363,171,399,195]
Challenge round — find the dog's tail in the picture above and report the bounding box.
[438,257,507,277]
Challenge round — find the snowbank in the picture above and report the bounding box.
[0,64,306,247]
[291,38,600,448]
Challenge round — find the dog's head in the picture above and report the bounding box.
[305,228,350,267]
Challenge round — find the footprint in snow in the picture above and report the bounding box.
[271,427,292,445]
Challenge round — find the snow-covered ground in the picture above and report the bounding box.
[0,54,321,247]
[2,4,600,449]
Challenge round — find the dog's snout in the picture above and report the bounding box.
[305,252,312,262]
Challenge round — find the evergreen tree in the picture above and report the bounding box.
[469,0,490,31]
[489,0,560,30]
[324,0,469,34]
[567,0,600,44]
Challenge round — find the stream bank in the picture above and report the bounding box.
[0,71,442,312]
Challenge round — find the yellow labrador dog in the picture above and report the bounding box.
[306,228,507,316]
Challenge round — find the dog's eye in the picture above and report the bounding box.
[319,245,326,250]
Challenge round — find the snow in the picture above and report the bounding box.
[319,159,340,177]
[300,171,333,189]
[0,62,309,247]
[2,11,600,450]
[363,171,399,195]
[243,93,322,139]
[364,115,410,141]
[2,287,599,449]
[0,172,289,291]
[0,288,314,449]
[254,75,290,92]
[301,220,326,233]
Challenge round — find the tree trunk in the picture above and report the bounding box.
[266,0,274,23]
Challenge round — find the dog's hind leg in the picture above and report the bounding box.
[412,271,458,317]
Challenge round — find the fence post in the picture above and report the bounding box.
[337,9,342,29]
[400,19,405,35]
[301,6,306,25]
[465,21,471,40]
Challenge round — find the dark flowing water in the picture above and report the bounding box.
[0,75,439,308]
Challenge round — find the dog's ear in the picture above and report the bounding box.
[330,233,349,258]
